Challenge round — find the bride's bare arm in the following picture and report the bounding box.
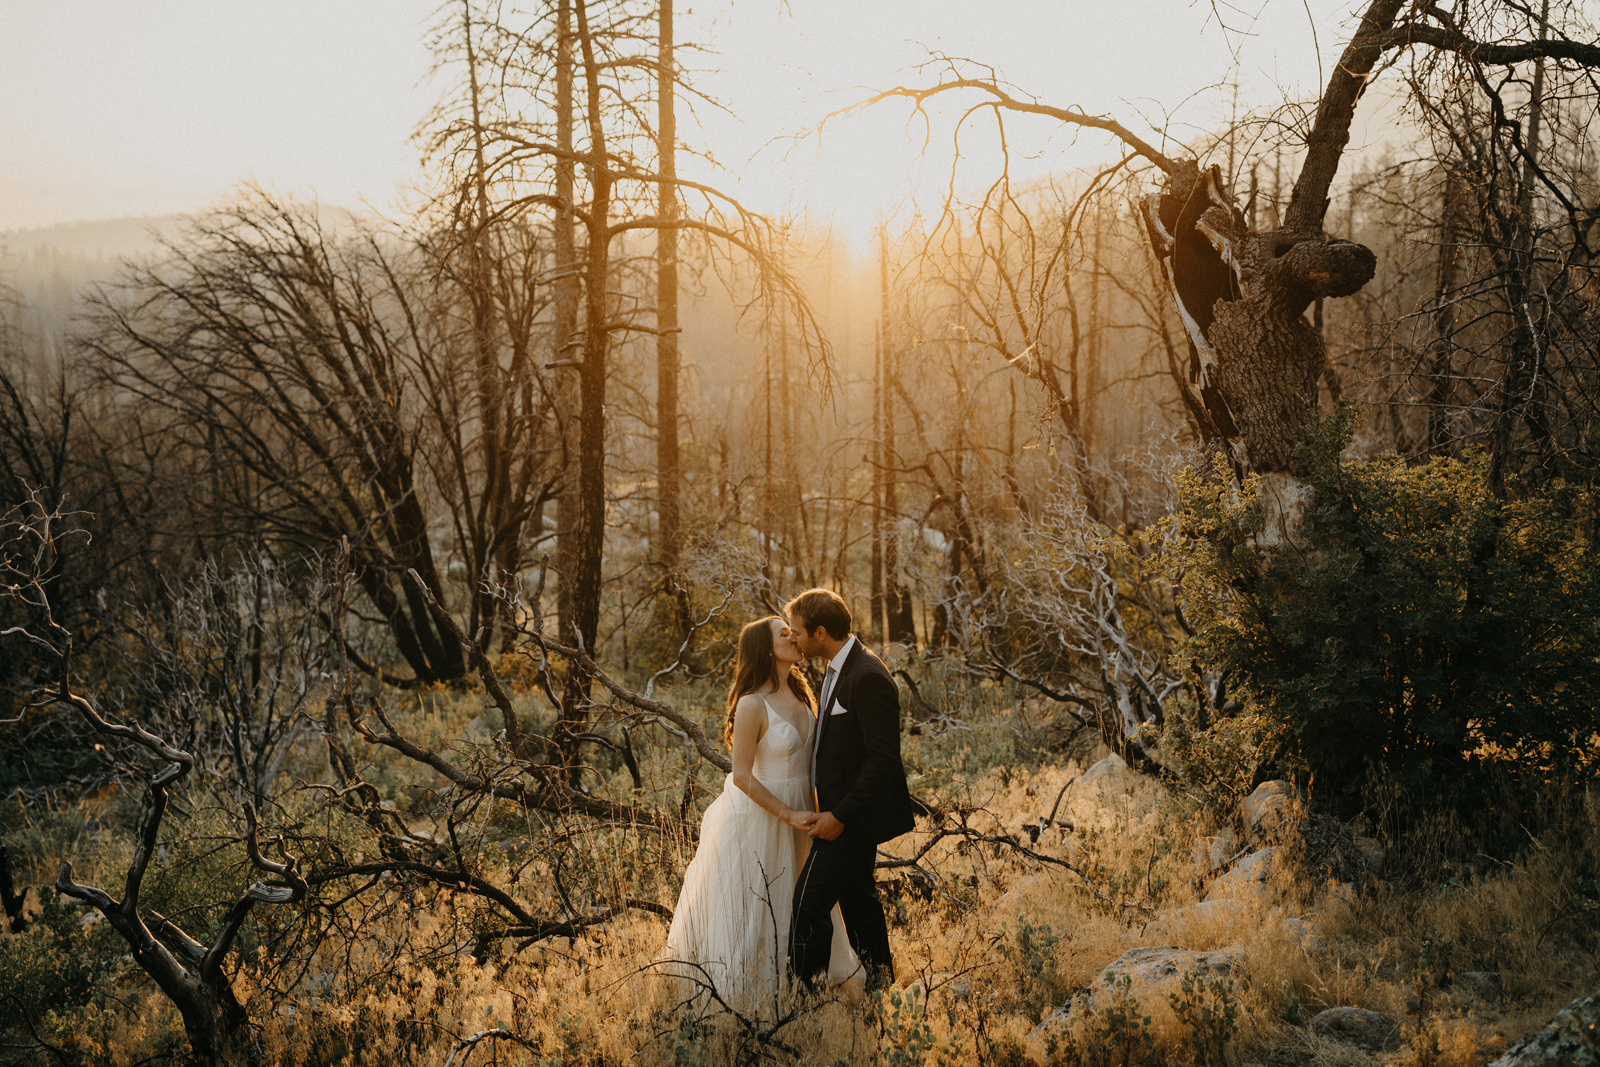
[730,694,815,830]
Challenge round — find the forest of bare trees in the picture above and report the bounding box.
[3,1,1598,1064]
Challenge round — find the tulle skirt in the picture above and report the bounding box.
[664,773,862,1014]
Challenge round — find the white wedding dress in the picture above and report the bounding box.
[664,696,862,1013]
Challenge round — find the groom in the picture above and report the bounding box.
[785,588,915,993]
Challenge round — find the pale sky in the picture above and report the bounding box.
[1,0,1373,246]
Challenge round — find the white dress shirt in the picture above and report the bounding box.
[819,635,856,715]
[811,634,857,789]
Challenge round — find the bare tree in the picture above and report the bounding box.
[121,555,329,807]
[3,499,308,1066]
[432,0,826,773]
[851,1,1600,482]
[86,193,563,686]
[1346,0,1600,490]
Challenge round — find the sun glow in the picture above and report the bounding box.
[3,0,1363,244]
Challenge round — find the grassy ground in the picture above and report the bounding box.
[1,666,1595,1066]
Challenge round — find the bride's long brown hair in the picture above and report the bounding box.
[724,617,816,747]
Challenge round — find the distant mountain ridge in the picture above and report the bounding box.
[0,215,190,262]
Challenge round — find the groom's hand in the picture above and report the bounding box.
[809,812,844,840]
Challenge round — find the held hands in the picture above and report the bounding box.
[784,810,820,831]
[808,811,844,840]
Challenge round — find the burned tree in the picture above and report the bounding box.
[88,194,564,687]
[435,0,826,772]
[2,501,307,1065]
[860,0,1600,480]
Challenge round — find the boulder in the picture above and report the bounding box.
[1352,835,1386,877]
[1141,900,1323,955]
[1283,917,1325,954]
[1309,1007,1402,1051]
[1079,753,1137,791]
[1032,946,1245,1046]
[1094,945,1244,1005]
[1242,780,1299,842]
[993,874,1042,915]
[1205,847,1281,902]
[1195,827,1240,873]
[1065,753,1166,826]
[1487,989,1598,1067]
[1140,899,1249,940]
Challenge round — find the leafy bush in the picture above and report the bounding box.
[1000,914,1062,1019]
[1168,971,1238,1067]
[0,890,125,1061]
[1172,405,1600,813]
[1044,974,1155,1067]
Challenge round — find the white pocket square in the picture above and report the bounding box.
[829,703,850,716]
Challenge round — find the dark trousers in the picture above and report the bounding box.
[788,831,893,991]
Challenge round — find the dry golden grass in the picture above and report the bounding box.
[4,686,1596,1066]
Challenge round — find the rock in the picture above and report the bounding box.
[1283,917,1325,954]
[1453,971,1502,1003]
[1032,946,1245,1046]
[1065,753,1167,826]
[1195,827,1240,873]
[1205,847,1281,902]
[1488,989,1598,1066]
[1140,899,1249,940]
[1094,945,1245,1005]
[1142,900,1323,955]
[1353,835,1386,877]
[1079,753,1136,790]
[1242,780,1299,842]
[994,874,1041,915]
[1309,1007,1402,1051]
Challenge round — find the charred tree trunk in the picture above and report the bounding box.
[1426,169,1466,456]
[44,685,307,1066]
[552,0,612,781]
[655,0,686,620]
[1488,0,1552,494]
[878,229,916,645]
[553,0,580,654]
[1141,2,1395,477]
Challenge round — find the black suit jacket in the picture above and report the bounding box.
[812,639,916,845]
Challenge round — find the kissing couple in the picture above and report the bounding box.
[663,588,916,1013]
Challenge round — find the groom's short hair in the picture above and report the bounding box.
[786,588,851,641]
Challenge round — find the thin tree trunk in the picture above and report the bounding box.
[763,327,774,579]
[870,260,885,643]
[553,0,611,781]
[655,0,683,606]
[462,0,511,649]
[1426,169,1464,456]
[879,229,915,644]
[553,0,579,649]
[1489,0,1552,494]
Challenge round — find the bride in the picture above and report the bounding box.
[664,616,864,1012]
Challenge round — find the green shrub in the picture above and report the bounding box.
[1045,974,1155,1067]
[1171,404,1600,814]
[1001,914,1062,1019]
[1169,971,1239,1066]
[0,890,124,1059]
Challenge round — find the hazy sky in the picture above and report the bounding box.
[1,0,1373,245]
